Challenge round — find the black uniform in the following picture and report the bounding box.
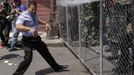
[1,1,12,47]
[0,10,8,46]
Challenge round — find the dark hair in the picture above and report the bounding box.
[27,1,37,8]
[13,0,21,2]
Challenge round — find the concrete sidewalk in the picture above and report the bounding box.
[0,36,91,75]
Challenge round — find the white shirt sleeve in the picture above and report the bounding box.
[16,15,25,25]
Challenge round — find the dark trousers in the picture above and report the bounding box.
[13,36,60,75]
[0,25,5,44]
[0,22,11,46]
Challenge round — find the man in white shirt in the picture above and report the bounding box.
[13,1,68,75]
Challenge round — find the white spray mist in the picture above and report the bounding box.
[57,0,99,6]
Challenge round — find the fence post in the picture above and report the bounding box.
[78,5,82,58]
[99,0,103,75]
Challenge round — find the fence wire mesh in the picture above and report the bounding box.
[103,0,134,75]
[57,6,67,41]
[56,0,134,75]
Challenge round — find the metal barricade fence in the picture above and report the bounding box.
[56,0,134,75]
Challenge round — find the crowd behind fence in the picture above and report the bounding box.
[56,0,134,75]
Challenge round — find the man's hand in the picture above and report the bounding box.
[38,19,52,32]
[45,23,52,32]
[30,28,38,37]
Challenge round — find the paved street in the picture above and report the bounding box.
[0,34,91,75]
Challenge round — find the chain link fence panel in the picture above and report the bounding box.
[56,0,134,75]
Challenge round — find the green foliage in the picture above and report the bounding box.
[80,2,100,47]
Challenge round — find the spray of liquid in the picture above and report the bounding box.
[57,0,99,6]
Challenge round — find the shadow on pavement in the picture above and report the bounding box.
[1,53,23,59]
[35,67,70,75]
[35,68,54,75]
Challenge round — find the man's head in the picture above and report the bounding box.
[27,1,37,15]
[13,0,21,6]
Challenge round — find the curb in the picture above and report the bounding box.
[42,38,65,47]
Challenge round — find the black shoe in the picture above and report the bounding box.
[3,43,11,49]
[9,48,17,52]
[13,72,23,75]
[54,65,68,72]
[0,57,3,60]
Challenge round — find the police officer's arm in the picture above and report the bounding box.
[16,24,37,37]
[16,24,32,31]
[16,15,35,32]
[16,14,38,37]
